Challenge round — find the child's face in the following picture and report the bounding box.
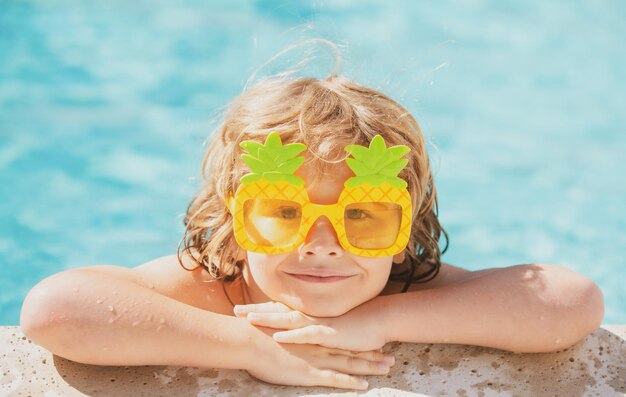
[241,156,405,317]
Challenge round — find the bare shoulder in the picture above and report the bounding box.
[403,262,470,291]
[77,253,237,316]
[382,262,499,294]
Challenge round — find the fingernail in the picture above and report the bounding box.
[377,362,390,371]
[383,355,395,365]
[247,313,261,320]
[234,305,247,313]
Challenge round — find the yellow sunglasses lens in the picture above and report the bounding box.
[242,199,402,252]
[243,199,302,247]
[344,202,402,249]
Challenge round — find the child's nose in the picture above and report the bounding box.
[299,216,343,258]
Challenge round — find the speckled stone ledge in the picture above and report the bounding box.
[1,325,624,397]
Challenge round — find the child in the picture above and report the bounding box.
[20,71,604,391]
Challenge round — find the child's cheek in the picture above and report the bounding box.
[355,256,394,287]
[246,252,290,292]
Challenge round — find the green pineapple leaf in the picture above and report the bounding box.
[241,174,263,184]
[238,131,307,185]
[282,174,305,186]
[388,145,411,158]
[257,147,275,166]
[372,150,395,172]
[263,172,283,183]
[344,144,370,159]
[239,141,264,158]
[265,132,283,153]
[374,145,411,172]
[277,157,305,174]
[344,135,411,189]
[369,135,386,158]
[345,158,373,175]
[387,177,408,189]
[345,176,371,188]
[379,159,409,177]
[241,154,269,173]
[368,174,387,186]
[276,143,307,163]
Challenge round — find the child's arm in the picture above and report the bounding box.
[19,267,256,369]
[375,263,604,353]
[20,259,394,390]
[237,263,604,354]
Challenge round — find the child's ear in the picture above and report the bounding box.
[392,251,406,265]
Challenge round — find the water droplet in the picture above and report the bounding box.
[108,305,117,315]
[148,283,154,289]
[132,321,141,326]
[147,315,153,321]
[96,299,103,304]
[555,338,562,344]
[73,287,80,293]
[159,318,166,324]
[108,318,115,323]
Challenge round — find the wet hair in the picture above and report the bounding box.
[177,71,449,294]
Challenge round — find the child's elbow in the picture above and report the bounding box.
[575,275,604,334]
[21,283,55,343]
[541,266,605,353]
[20,272,76,345]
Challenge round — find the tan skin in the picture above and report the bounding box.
[128,254,472,317]
[72,251,471,319]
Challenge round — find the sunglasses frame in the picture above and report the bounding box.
[226,182,412,257]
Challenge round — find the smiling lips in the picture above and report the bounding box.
[286,272,355,283]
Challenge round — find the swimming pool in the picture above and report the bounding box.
[1,1,624,325]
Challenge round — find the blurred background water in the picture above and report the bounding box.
[1,0,624,325]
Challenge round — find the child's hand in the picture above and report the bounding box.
[244,323,394,391]
[234,301,388,352]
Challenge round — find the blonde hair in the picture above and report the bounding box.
[177,74,449,290]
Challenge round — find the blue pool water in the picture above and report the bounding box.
[1,1,624,325]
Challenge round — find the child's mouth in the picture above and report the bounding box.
[286,273,355,283]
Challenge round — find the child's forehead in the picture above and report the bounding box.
[293,157,354,203]
[293,155,354,184]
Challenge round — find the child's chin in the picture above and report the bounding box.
[299,303,355,318]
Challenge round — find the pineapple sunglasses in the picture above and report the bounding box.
[226,132,413,258]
